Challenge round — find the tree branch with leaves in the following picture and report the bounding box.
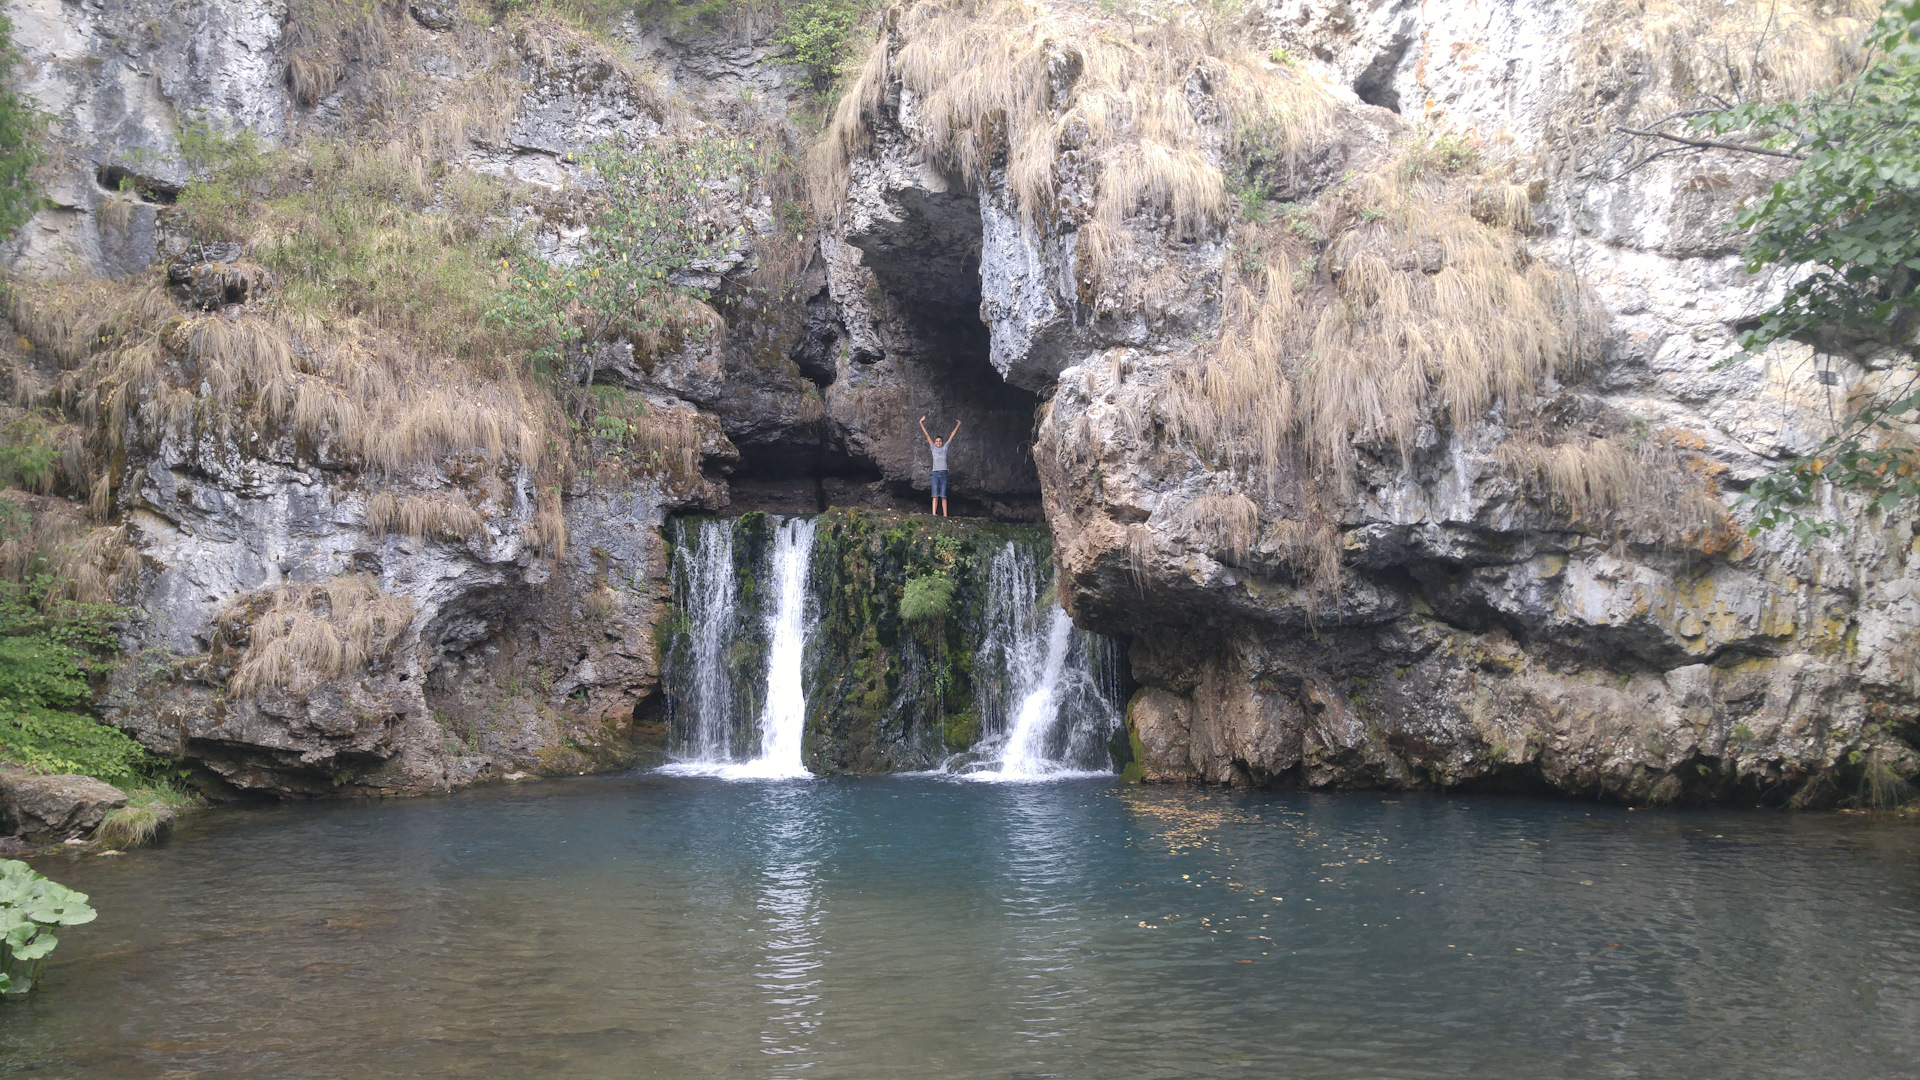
[1688,1,1920,540]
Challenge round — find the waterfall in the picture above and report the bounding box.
[662,515,817,780]
[961,542,1123,780]
[666,518,738,762]
[733,516,817,779]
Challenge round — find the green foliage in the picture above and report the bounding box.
[0,513,149,783]
[254,142,519,366]
[942,706,979,749]
[0,859,95,996]
[586,384,647,442]
[0,635,147,781]
[1226,122,1294,223]
[0,16,42,240]
[0,417,63,494]
[491,137,752,368]
[174,121,270,242]
[775,0,867,87]
[1695,2,1920,539]
[899,573,955,623]
[1398,127,1479,179]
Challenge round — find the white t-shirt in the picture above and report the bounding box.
[930,443,949,470]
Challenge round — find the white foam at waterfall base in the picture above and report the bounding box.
[959,543,1122,782]
[661,515,818,781]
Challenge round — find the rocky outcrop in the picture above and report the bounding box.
[4,0,1913,806]
[0,767,127,841]
[825,0,1920,805]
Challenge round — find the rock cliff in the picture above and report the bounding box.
[2,0,1912,804]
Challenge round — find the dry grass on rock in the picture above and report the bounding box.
[814,0,1333,284]
[227,575,417,698]
[1168,163,1595,498]
[364,490,489,544]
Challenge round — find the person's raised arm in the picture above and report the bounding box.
[919,415,933,445]
[948,418,961,443]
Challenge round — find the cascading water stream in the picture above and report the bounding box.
[997,608,1076,777]
[666,519,737,763]
[663,515,817,780]
[731,516,817,779]
[962,542,1123,781]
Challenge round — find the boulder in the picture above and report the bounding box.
[0,767,129,842]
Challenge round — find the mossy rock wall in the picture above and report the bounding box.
[660,508,1059,773]
[801,509,1052,774]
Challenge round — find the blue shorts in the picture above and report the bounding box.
[931,471,948,498]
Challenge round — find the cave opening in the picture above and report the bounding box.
[726,180,1043,520]
[840,184,1044,521]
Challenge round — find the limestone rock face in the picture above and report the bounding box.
[3,5,768,797]
[6,0,1916,804]
[5,0,286,278]
[0,768,127,842]
[823,0,1920,804]
[102,421,684,795]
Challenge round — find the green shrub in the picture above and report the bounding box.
[0,16,43,240]
[942,706,979,749]
[0,632,150,781]
[775,0,866,86]
[0,417,64,494]
[899,573,954,624]
[0,512,152,783]
[0,859,94,995]
[0,706,150,781]
[1399,127,1479,178]
[491,136,752,367]
[173,120,269,242]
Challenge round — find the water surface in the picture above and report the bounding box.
[4,775,1916,1079]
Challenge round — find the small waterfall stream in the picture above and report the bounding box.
[662,515,818,780]
[662,516,1121,782]
[668,519,739,762]
[732,516,817,779]
[961,542,1124,780]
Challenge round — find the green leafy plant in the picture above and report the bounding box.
[899,573,955,624]
[492,137,752,374]
[0,859,95,995]
[173,120,270,242]
[0,15,43,240]
[775,0,867,87]
[1686,2,1920,539]
[1226,122,1295,223]
[0,506,149,781]
[0,634,148,781]
[0,417,62,493]
[1398,127,1479,179]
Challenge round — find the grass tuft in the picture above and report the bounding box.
[95,804,164,848]
[812,0,1333,289]
[899,573,955,623]
[226,575,417,698]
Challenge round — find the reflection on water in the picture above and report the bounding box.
[751,783,825,1071]
[3,776,1917,1080]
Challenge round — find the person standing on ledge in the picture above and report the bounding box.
[919,415,960,517]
